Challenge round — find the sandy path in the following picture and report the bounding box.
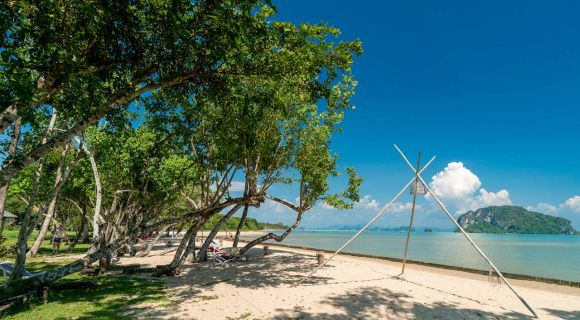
[119,242,580,320]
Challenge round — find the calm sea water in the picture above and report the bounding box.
[250,231,580,282]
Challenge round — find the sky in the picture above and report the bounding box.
[243,0,580,229]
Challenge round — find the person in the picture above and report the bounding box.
[52,227,65,254]
[209,240,230,258]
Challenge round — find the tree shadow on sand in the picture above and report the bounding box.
[270,286,536,320]
[160,248,333,302]
[130,247,575,320]
[542,308,580,320]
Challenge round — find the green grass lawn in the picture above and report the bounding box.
[0,229,91,260]
[3,274,168,319]
[0,230,169,319]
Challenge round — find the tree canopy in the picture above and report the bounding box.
[0,0,363,291]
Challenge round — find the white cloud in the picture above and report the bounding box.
[320,202,335,210]
[390,202,423,213]
[565,196,580,212]
[430,162,481,199]
[526,203,558,214]
[469,188,512,209]
[228,181,245,192]
[264,198,287,213]
[356,195,381,210]
[528,196,580,215]
[428,162,511,213]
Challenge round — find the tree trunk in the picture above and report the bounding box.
[179,227,198,265]
[82,142,104,255]
[197,204,242,262]
[135,223,175,257]
[153,224,198,276]
[0,117,21,237]
[67,203,87,252]
[233,204,249,248]
[11,109,57,281]
[238,210,304,256]
[28,145,70,256]
[0,242,121,299]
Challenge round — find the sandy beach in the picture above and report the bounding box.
[114,236,580,320]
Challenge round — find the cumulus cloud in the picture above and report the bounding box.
[430,162,481,199]
[526,203,559,214]
[320,194,381,211]
[469,188,512,208]
[320,202,335,210]
[228,181,246,192]
[428,162,511,214]
[390,202,423,213]
[565,196,580,212]
[264,198,288,213]
[356,195,381,210]
[528,196,580,215]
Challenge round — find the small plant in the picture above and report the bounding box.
[0,239,16,256]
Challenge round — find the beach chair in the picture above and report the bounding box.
[208,252,230,267]
[0,261,45,282]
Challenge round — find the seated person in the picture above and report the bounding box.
[208,241,230,258]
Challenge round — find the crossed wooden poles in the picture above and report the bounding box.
[294,145,538,318]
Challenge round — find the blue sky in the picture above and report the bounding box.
[246,0,580,229]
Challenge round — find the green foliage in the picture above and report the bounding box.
[1,0,364,273]
[202,214,288,231]
[458,206,577,234]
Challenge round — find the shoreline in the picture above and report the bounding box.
[119,237,580,319]
[171,231,580,287]
[249,240,580,288]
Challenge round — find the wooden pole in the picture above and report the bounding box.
[293,156,437,286]
[401,151,422,275]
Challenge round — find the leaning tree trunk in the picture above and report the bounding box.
[11,109,57,281]
[82,142,104,254]
[136,223,176,257]
[28,145,71,256]
[153,224,198,276]
[0,117,21,237]
[238,211,304,256]
[0,241,122,299]
[197,204,242,262]
[67,204,87,252]
[233,204,249,248]
[11,163,44,281]
[179,226,199,265]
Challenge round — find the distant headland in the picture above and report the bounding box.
[457,205,577,235]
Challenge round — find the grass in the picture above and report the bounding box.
[2,274,168,319]
[0,230,170,319]
[1,229,91,256]
[0,230,90,286]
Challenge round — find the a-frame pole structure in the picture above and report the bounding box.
[294,145,538,318]
[293,156,437,287]
[400,151,421,275]
[393,145,538,318]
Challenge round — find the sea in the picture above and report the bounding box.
[246,231,580,282]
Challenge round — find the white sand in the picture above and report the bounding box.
[119,240,580,320]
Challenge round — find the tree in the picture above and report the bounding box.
[0,0,294,187]
[0,2,363,292]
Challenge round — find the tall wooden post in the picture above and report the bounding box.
[401,151,421,275]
